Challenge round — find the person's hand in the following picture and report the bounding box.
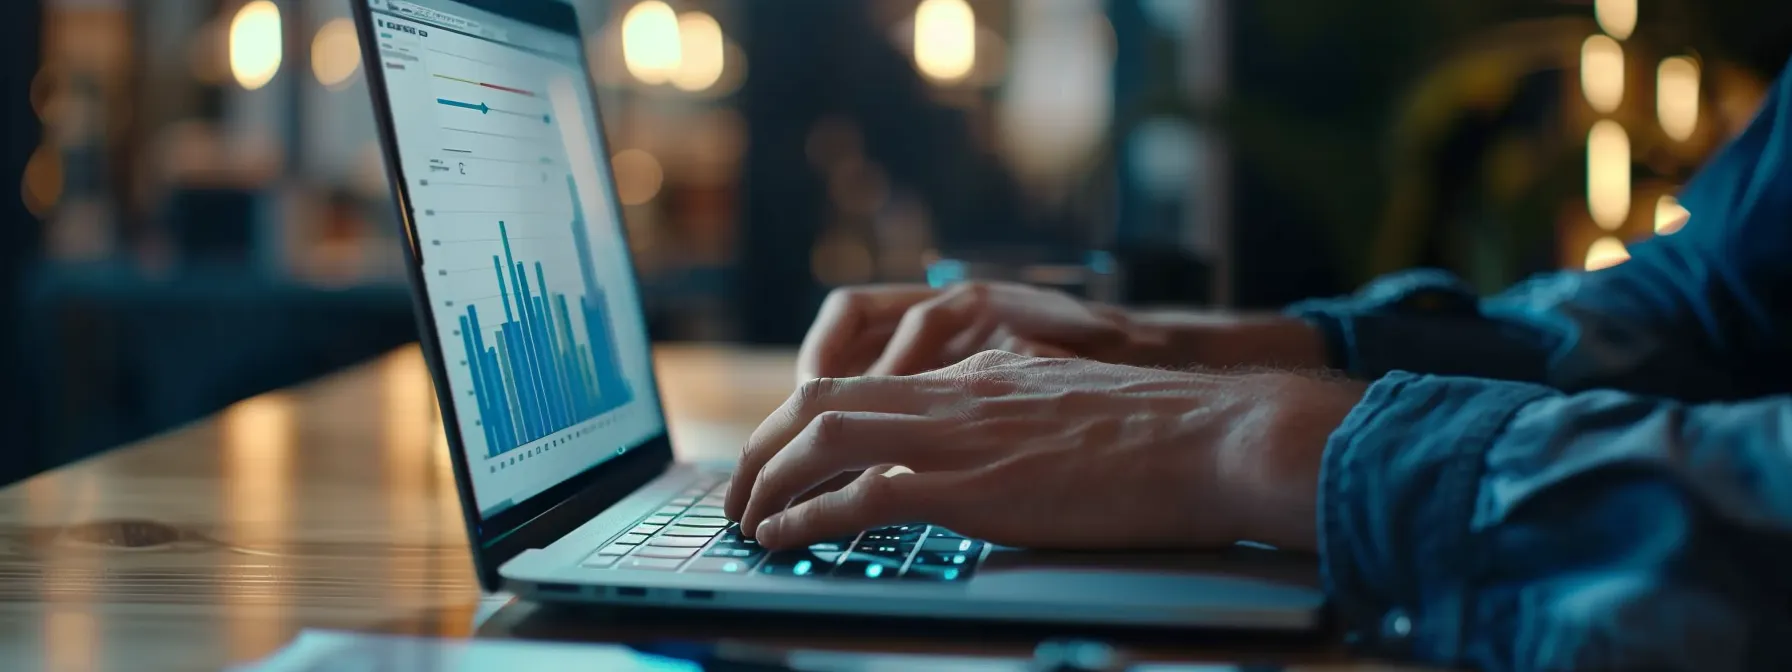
[797,283,1330,381]
[724,350,1364,552]
[796,282,1135,380]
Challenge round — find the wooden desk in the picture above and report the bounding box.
[0,346,1380,671]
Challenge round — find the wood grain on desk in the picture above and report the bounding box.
[0,345,794,671]
[0,345,1386,671]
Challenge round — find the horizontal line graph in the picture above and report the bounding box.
[433,73,538,98]
[436,98,551,123]
[443,127,544,141]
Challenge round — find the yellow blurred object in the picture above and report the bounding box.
[914,0,976,83]
[1586,120,1630,231]
[1655,194,1689,235]
[230,0,283,91]
[22,144,63,217]
[1579,35,1624,113]
[672,12,725,92]
[1595,0,1635,40]
[1658,56,1701,142]
[311,18,362,89]
[622,1,681,85]
[1584,236,1630,270]
[611,149,664,206]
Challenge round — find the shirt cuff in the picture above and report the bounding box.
[1319,372,1556,664]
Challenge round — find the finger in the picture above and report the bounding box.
[798,286,939,380]
[790,464,900,508]
[726,376,931,519]
[754,469,971,549]
[999,333,1075,359]
[865,283,989,376]
[741,412,962,535]
[941,314,1000,364]
[812,324,898,381]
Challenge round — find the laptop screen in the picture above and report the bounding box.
[364,0,665,519]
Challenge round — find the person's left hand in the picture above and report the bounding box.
[724,351,1365,552]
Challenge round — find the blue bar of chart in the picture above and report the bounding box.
[458,178,633,457]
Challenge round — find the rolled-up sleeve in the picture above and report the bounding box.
[1323,372,1792,671]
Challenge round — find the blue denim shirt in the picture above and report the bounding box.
[1289,56,1792,671]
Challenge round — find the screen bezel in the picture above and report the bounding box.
[352,0,675,591]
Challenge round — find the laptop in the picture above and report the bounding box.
[353,0,1324,630]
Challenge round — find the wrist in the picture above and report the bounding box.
[1226,373,1364,551]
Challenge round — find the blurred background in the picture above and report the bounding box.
[2,0,1788,483]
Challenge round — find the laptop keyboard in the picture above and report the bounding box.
[579,474,985,582]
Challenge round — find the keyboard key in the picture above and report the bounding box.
[704,546,764,559]
[646,535,710,548]
[630,524,664,536]
[669,497,697,506]
[921,537,981,554]
[678,516,731,528]
[685,506,726,518]
[805,541,850,553]
[581,553,621,568]
[634,546,700,560]
[662,525,721,537]
[926,528,968,539]
[657,506,688,517]
[861,531,923,545]
[620,557,685,571]
[851,543,909,558]
[901,563,974,582]
[643,514,676,526]
[598,542,639,556]
[699,496,727,507]
[909,550,976,568]
[831,552,905,579]
[612,533,649,545]
[685,557,755,574]
[759,548,845,577]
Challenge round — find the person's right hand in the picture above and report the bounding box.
[797,282,1331,380]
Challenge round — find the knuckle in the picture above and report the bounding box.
[822,287,859,309]
[809,410,850,446]
[956,281,992,306]
[962,349,1022,370]
[794,377,837,411]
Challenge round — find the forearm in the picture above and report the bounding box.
[1323,373,1792,671]
[1118,309,1329,371]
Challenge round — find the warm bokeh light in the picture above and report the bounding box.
[1655,194,1690,235]
[229,0,284,90]
[21,145,62,217]
[622,1,682,85]
[311,18,362,89]
[1595,0,1636,41]
[612,149,665,205]
[1658,56,1701,142]
[914,0,977,83]
[1579,35,1624,114]
[672,12,725,92]
[1584,236,1631,271]
[1587,120,1631,231]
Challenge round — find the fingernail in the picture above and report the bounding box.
[757,514,783,546]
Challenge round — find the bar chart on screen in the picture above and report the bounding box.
[369,4,663,511]
[454,178,633,458]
